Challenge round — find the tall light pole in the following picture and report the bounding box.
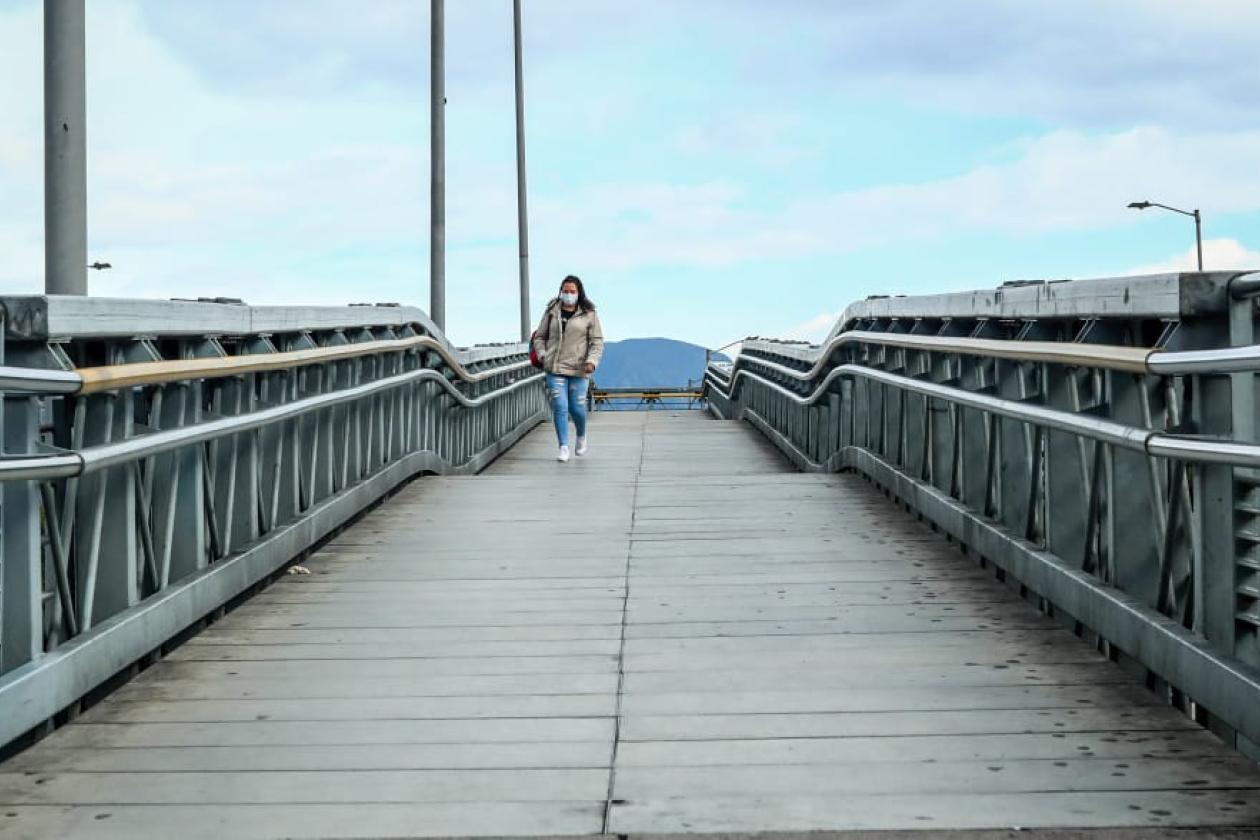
[1128,200,1203,272]
[513,0,531,342]
[44,0,88,296]
[430,0,446,332]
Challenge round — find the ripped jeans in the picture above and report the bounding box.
[545,373,588,447]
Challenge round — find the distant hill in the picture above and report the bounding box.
[593,338,727,389]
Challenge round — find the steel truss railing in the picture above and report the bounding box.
[0,298,545,748]
[706,272,1260,758]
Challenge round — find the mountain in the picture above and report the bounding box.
[593,338,727,390]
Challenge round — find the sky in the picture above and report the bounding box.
[1,1,1259,349]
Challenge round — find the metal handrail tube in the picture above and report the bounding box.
[0,453,83,481]
[0,367,543,481]
[706,363,1260,470]
[0,335,529,396]
[79,367,542,475]
[0,367,80,394]
[743,329,1260,381]
[1145,435,1260,467]
[74,335,529,393]
[11,321,1257,399]
[1146,344,1260,375]
[745,331,1154,380]
[706,365,1152,451]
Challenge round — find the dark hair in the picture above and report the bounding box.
[557,274,596,311]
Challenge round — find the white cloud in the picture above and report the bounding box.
[527,126,1260,274]
[675,112,816,168]
[1126,238,1260,275]
[714,0,1260,129]
[133,1,1260,129]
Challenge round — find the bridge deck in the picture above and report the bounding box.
[2,412,1259,838]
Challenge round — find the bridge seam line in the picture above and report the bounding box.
[602,412,647,834]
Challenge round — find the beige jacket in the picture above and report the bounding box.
[532,300,605,377]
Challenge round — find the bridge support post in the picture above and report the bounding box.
[1043,365,1089,567]
[1194,293,1259,757]
[1194,371,1235,734]
[827,393,839,461]
[1229,297,1259,688]
[152,383,206,584]
[75,393,138,629]
[1106,368,1162,607]
[1,396,43,673]
[956,357,987,513]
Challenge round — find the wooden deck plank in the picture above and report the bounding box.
[620,707,1201,741]
[3,742,612,773]
[0,768,610,803]
[616,730,1228,765]
[608,791,1260,833]
[0,803,605,840]
[40,718,616,749]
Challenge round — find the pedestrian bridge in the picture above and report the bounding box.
[2,273,1260,838]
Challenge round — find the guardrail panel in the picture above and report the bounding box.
[0,298,546,751]
[705,272,1260,759]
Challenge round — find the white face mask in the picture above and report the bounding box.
[560,292,578,306]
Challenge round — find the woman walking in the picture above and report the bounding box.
[531,275,604,462]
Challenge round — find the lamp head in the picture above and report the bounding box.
[1127,201,1151,210]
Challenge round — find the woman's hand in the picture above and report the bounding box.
[584,362,595,376]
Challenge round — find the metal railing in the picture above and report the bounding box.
[0,296,546,748]
[706,271,1260,759]
[590,386,707,411]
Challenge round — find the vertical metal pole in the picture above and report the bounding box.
[44,0,88,296]
[513,0,532,342]
[430,0,446,332]
[1194,210,1203,272]
[2,397,44,673]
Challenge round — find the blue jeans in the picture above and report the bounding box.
[545,373,588,447]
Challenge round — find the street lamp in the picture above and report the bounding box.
[1127,200,1203,272]
[430,0,445,332]
[513,0,531,343]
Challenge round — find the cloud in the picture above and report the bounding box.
[88,145,432,250]
[528,126,1260,274]
[675,112,816,168]
[132,1,1260,129]
[1126,238,1260,275]
[135,1,429,94]
[133,0,658,97]
[713,0,1260,129]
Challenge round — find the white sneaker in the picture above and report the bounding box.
[557,445,570,462]
[575,436,588,456]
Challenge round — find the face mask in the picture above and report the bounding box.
[560,292,578,306]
